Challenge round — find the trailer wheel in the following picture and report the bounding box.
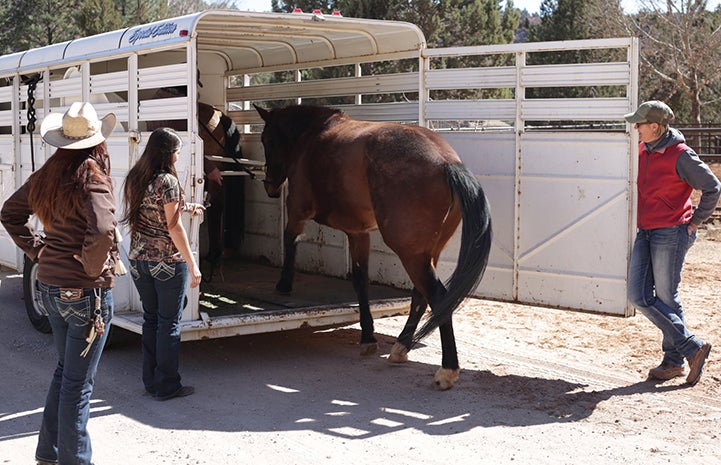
[22,255,51,333]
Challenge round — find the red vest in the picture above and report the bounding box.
[637,142,693,229]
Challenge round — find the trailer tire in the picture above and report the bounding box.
[22,255,51,334]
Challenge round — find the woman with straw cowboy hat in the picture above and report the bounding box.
[1,101,119,465]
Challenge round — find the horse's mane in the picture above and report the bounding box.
[272,105,343,139]
[283,104,342,119]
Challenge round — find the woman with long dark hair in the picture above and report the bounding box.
[122,127,202,401]
[1,101,118,465]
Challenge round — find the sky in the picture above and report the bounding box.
[233,0,721,15]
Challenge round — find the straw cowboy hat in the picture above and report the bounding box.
[40,101,116,149]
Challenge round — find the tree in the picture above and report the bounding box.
[266,0,519,105]
[77,0,123,36]
[530,0,625,44]
[434,0,518,47]
[167,0,235,17]
[0,0,82,52]
[614,0,721,124]
[528,0,626,96]
[0,0,240,54]
[271,0,336,13]
[523,0,628,128]
[271,0,519,49]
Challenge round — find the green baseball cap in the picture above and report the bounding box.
[624,100,674,125]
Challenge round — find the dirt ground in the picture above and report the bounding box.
[1,231,719,464]
[455,225,721,395]
[1,168,720,464]
[0,230,721,465]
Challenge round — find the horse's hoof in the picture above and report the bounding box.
[205,250,223,265]
[388,342,409,364]
[275,281,292,295]
[360,342,378,356]
[433,367,460,390]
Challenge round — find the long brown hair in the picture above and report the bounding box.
[27,142,112,230]
[122,127,183,234]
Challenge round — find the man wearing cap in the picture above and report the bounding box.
[624,100,720,386]
[1,101,118,465]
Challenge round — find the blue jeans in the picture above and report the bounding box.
[129,259,188,397]
[628,225,703,367]
[34,281,113,465]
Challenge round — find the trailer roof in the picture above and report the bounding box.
[0,10,426,76]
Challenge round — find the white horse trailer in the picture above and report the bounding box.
[0,10,639,341]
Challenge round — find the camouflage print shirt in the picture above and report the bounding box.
[128,172,186,262]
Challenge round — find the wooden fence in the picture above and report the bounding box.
[677,125,721,161]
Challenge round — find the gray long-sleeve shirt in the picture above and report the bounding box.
[644,128,721,225]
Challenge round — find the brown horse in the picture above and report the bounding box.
[148,91,243,276]
[195,101,243,270]
[255,104,492,390]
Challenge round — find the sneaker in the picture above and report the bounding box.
[647,363,684,380]
[686,343,712,386]
[155,385,194,401]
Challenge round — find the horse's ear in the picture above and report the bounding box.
[254,104,270,122]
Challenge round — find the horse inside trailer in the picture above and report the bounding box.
[0,10,430,342]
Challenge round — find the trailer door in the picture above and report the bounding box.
[425,38,638,316]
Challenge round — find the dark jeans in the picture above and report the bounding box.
[129,259,188,397]
[628,225,702,366]
[34,281,113,465]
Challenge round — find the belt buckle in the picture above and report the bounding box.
[59,288,83,301]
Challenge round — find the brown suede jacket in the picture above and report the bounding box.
[1,177,118,289]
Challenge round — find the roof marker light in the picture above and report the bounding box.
[292,7,302,13]
[332,10,342,16]
[312,9,322,14]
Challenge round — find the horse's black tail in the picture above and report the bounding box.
[412,163,492,344]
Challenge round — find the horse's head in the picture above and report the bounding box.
[255,104,288,198]
[255,104,341,198]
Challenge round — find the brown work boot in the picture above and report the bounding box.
[686,343,712,386]
[647,363,684,380]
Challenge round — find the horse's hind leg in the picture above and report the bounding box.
[422,280,461,390]
[388,289,426,363]
[394,256,460,389]
[390,281,460,389]
[347,232,377,355]
[388,259,446,354]
[433,319,460,390]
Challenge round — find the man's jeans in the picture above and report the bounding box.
[129,259,188,397]
[35,281,113,465]
[628,225,702,366]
